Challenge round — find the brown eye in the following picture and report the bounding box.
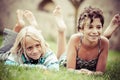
[89,25,93,29]
[97,25,102,29]
[27,46,33,51]
[36,44,41,48]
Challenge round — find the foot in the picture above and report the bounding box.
[53,5,66,32]
[16,9,25,26]
[13,9,25,32]
[23,10,38,27]
[103,14,120,39]
[109,14,120,29]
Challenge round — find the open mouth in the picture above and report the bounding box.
[90,35,98,38]
[89,35,99,40]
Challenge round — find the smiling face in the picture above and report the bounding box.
[81,18,103,43]
[24,36,42,60]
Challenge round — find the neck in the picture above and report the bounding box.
[29,58,39,64]
[82,38,98,49]
[27,55,39,64]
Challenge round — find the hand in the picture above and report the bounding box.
[68,68,93,75]
[79,69,93,75]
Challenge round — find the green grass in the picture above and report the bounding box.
[0,51,120,80]
[0,35,3,45]
[0,35,120,80]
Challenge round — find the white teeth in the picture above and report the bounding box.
[90,35,98,37]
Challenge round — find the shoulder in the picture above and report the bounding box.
[7,53,18,61]
[100,36,109,50]
[100,36,109,45]
[43,49,58,62]
[43,49,55,58]
[7,53,23,63]
[5,53,21,65]
[69,32,82,43]
[70,32,82,39]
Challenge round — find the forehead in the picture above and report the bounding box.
[85,18,102,25]
[91,18,102,25]
[24,36,40,47]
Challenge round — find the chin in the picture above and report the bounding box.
[32,56,40,60]
[89,38,98,42]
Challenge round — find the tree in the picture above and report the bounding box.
[38,0,55,12]
[69,0,84,32]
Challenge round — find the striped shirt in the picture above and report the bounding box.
[5,49,59,71]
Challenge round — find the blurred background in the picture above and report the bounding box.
[0,0,120,51]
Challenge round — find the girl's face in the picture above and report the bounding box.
[24,36,42,60]
[82,18,103,42]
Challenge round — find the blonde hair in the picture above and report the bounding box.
[10,26,48,58]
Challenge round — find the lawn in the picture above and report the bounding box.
[0,35,120,80]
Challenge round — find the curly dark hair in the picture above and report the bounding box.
[78,6,104,31]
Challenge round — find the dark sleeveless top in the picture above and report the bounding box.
[76,37,101,71]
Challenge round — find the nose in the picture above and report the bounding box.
[32,47,39,54]
[92,28,98,34]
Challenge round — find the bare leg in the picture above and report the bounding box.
[53,6,66,59]
[23,10,38,28]
[13,9,25,33]
[103,14,120,39]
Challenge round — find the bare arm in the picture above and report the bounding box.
[66,35,78,69]
[96,36,109,72]
[103,14,120,39]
